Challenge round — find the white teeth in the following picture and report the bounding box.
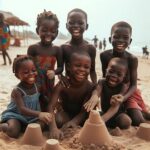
[29,78,34,82]
[45,38,51,42]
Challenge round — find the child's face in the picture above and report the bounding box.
[110,27,132,52]
[106,62,127,87]
[70,54,91,82]
[37,19,58,45]
[66,11,88,39]
[17,60,37,85]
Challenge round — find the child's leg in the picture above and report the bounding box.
[115,113,131,129]
[127,108,145,126]
[1,49,6,65]
[55,111,70,128]
[1,119,22,138]
[5,50,12,65]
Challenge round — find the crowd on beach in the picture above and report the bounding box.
[0,8,150,142]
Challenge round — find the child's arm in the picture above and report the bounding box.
[84,80,102,112]
[89,45,97,84]
[48,82,62,112]
[55,46,63,75]
[47,47,63,79]
[49,113,64,139]
[48,83,64,139]
[12,89,52,124]
[102,94,125,122]
[102,105,120,122]
[121,56,138,102]
[62,109,87,129]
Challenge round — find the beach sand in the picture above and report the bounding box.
[0,39,150,150]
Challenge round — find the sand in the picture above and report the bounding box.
[0,39,150,150]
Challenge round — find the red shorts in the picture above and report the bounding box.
[125,89,147,112]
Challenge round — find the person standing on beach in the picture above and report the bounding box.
[27,10,63,111]
[92,35,98,48]
[103,38,106,50]
[0,56,52,138]
[0,13,12,65]
[99,21,150,126]
[60,8,97,85]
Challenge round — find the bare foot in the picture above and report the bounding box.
[0,123,8,132]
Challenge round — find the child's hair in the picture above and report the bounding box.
[36,9,59,30]
[69,52,91,63]
[67,8,87,22]
[111,21,132,35]
[13,55,34,75]
[108,57,128,71]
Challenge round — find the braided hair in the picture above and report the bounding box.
[36,9,59,31]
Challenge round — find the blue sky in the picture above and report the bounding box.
[1,0,150,45]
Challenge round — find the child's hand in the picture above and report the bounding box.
[84,94,99,112]
[47,70,55,79]
[62,120,78,129]
[110,94,124,106]
[49,128,64,140]
[58,74,70,88]
[38,112,52,124]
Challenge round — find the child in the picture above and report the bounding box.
[27,10,63,111]
[60,8,97,84]
[84,57,132,129]
[48,52,96,139]
[0,56,52,138]
[99,21,149,126]
[0,13,12,65]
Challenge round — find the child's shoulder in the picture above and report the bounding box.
[100,49,113,57]
[125,51,137,58]
[11,85,24,98]
[28,42,40,50]
[61,40,70,46]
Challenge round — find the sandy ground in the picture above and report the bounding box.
[0,39,150,150]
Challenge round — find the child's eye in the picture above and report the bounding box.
[32,69,37,72]
[123,36,129,40]
[23,71,29,74]
[113,35,120,39]
[68,21,74,25]
[79,21,85,26]
[75,64,81,67]
[84,65,90,69]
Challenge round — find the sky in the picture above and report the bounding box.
[1,0,150,46]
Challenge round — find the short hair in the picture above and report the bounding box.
[69,52,91,63]
[36,9,59,30]
[13,55,34,75]
[67,8,87,22]
[111,21,132,35]
[108,57,128,71]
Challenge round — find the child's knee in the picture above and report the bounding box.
[7,119,21,138]
[116,113,131,129]
[55,112,69,128]
[127,108,145,126]
[7,125,21,138]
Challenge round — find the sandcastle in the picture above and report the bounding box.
[43,139,65,150]
[79,110,112,146]
[136,123,150,141]
[21,123,45,146]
